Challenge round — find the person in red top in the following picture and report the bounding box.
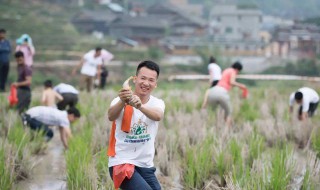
[202,61,246,128]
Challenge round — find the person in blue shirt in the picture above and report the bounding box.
[0,29,11,92]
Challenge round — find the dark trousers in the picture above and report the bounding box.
[109,166,161,190]
[17,88,31,114]
[211,80,219,87]
[0,63,9,91]
[299,102,319,117]
[24,114,54,140]
[57,93,78,110]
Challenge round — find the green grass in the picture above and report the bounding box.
[66,126,95,189]
[0,144,14,190]
[247,129,265,167]
[183,137,215,189]
[267,146,294,190]
[311,128,320,158]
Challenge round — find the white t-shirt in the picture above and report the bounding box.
[27,106,70,128]
[108,95,165,168]
[54,83,79,94]
[208,63,222,81]
[289,87,319,112]
[80,51,102,77]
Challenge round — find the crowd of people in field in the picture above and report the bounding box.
[1,27,319,190]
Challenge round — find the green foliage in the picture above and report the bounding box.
[247,129,265,167]
[148,46,164,61]
[183,137,215,189]
[7,124,30,159]
[66,127,95,189]
[262,59,320,76]
[0,145,14,190]
[235,100,260,122]
[311,128,320,158]
[267,147,294,190]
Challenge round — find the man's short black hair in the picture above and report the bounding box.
[44,80,52,88]
[209,56,216,64]
[295,91,303,100]
[95,47,102,51]
[136,60,160,78]
[231,61,243,71]
[0,29,6,33]
[67,107,81,118]
[15,51,24,58]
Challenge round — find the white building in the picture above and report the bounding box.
[209,5,263,42]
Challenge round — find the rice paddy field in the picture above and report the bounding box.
[1,79,320,190]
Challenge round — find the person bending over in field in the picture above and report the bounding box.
[289,87,319,122]
[41,80,63,108]
[22,106,81,149]
[53,83,79,110]
[107,60,165,190]
[202,61,247,129]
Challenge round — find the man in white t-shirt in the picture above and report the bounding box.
[107,60,165,190]
[54,83,79,110]
[72,47,102,92]
[289,87,319,121]
[207,56,222,87]
[23,106,81,149]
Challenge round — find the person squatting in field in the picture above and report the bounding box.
[41,80,63,108]
[289,87,319,122]
[202,61,247,129]
[107,60,165,190]
[53,83,79,110]
[22,106,81,149]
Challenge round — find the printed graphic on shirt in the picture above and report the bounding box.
[124,119,151,143]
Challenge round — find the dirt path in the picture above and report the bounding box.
[13,128,67,190]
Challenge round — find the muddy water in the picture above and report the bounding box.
[13,128,67,190]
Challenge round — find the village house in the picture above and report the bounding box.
[209,4,265,56]
[109,2,207,47]
[71,9,118,34]
[271,23,320,59]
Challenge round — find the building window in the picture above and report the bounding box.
[225,27,233,34]
[238,15,242,20]
[217,16,221,22]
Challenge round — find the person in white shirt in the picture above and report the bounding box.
[289,87,319,121]
[72,47,102,92]
[207,56,222,87]
[23,106,81,149]
[107,60,165,190]
[54,83,79,110]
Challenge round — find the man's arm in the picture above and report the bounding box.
[13,76,32,87]
[300,112,308,121]
[72,58,84,75]
[230,72,246,89]
[59,127,72,149]
[108,89,132,121]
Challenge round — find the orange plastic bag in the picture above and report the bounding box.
[113,164,135,189]
[8,85,18,106]
[241,87,249,99]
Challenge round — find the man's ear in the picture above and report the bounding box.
[133,76,137,83]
